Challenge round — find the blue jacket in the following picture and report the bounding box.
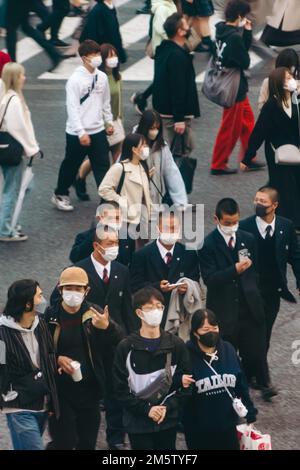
[183,339,257,434]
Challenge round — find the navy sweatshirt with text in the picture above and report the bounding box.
[183,339,257,434]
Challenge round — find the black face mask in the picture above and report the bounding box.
[255,203,272,218]
[197,332,219,348]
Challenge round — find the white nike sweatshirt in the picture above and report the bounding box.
[65,65,113,137]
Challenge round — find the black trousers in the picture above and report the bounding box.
[55,131,110,196]
[224,304,270,388]
[185,426,239,451]
[261,285,281,352]
[105,397,125,448]
[37,0,70,40]
[129,427,177,451]
[5,0,60,62]
[48,387,101,450]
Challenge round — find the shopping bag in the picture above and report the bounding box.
[237,424,272,450]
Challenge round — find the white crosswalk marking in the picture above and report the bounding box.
[5,9,264,83]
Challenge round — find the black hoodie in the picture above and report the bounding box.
[152,40,200,122]
[215,22,252,103]
[113,330,191,434]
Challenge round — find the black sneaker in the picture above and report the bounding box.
[130,92,147,115]
[210,168,238,175]
[48,53,76,72]
[73,177,90,201]
[51,38,71,48]
[261,386,278,402]
[245,161,266,171]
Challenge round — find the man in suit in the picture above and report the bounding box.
[52,225,136,450]
[199,198,276,401]
[130,211,200,327]
[240,186,300,351]
[69,201,130,266]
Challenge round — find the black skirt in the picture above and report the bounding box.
[261,24,300,47]
[182,0,214,18]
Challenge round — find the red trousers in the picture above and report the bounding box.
[211,96,255,170]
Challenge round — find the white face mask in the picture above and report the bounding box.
[35,296,47,314]
[140,146,150,160]
[106,222,122,231]
[285,78,298,93]
[89,55,102,69]
[140,308,164,327]
[62,291,85,308]
[159,230,180,246]
[219,223,239,237]
[106,57,118,68]
[238,18,247,28]
[148,129,159,141]
[101,246,119,262]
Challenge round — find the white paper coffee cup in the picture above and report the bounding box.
[70,361,82,382]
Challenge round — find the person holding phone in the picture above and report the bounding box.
[199,198,276,401]
[45,266,123,450]
[130,210,200,328]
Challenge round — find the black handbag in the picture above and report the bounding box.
[0,95,23,166]
[171,135,197,195]
[12,369,49,407]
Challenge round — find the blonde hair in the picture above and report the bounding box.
[2,62,25,94]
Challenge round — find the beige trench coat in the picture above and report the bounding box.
[267,0,300,32]
[98,160,152,225]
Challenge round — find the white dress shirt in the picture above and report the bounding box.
[256,216,276,239]
[156,239,175,264]
[217,225,236,248]
[91,254,111,280]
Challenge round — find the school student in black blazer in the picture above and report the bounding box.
[130,211,200,327]
[199,198,276,401]
[69,201,131,266]
[240,186,300,351]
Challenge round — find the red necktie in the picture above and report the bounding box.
[228,237,234,250]
[166,252,173,266]
[103,267,109,284]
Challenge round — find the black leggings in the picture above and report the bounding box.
[129,427,177,450]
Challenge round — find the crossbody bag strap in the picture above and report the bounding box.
[203,358,234,401]
[116,162,125,195]
[0,95,16,129]
[80,74,98,105]
[165,352,172,378]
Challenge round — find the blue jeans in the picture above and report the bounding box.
[6,411,47,450]
[0,162,23,236]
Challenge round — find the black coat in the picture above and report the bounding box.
[152,40,200,122]
[240,215,300,302]
[130,241,200,324]
[69,227,131,266]
[199,229,265,337]
[80,1,126,63]
[51,256,137,335]
[242,97,300,227]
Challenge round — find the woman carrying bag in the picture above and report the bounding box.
[75,43,125,201]
[0,62,40,242]
[136,110,188,206]
[98,133,152,265]
[183,309,257,450]
[241,67,300,230]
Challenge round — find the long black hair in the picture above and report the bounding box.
[4,279,39,322]
[120,133,150,178]
[276,48,300,79]
[190,309,218,343]
[136,109,165,152]
[269,67,291,109]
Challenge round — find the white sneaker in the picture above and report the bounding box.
[51,194,74,211]
[0,233,28,242]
